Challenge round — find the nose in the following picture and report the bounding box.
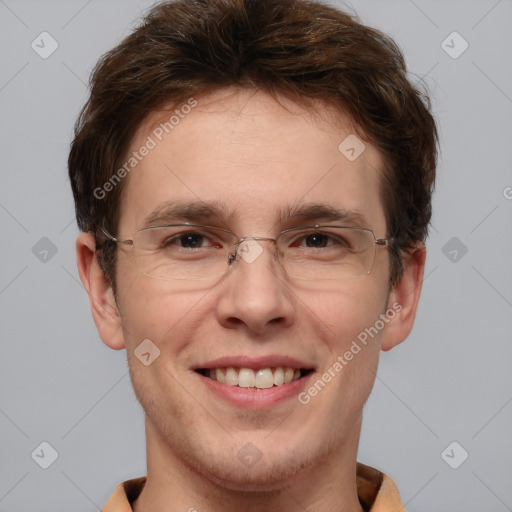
[214,238,296,335]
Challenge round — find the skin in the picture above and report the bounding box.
[77,88,425,512]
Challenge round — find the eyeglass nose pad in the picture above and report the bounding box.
[227,237,271,267]
[227,237,244,266]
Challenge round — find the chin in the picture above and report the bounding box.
[193,450,310,492]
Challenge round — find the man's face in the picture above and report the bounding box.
[113,88,394,488]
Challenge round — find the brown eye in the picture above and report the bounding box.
[304,233,331,248]
[174,233,205,248]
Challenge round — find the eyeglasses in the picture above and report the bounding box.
[99,223,394,281]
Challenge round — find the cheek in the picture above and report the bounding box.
[293,277,389,349]
[118,278,210,405]
[115,262,221,366]
[293,283,389,439]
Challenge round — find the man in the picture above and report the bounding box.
[68,0,437,510]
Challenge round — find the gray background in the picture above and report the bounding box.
[0,0,511,510]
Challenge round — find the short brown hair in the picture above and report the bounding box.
[68,0,437,288]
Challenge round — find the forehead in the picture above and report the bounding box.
[118,88,387,235]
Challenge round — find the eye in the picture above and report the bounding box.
[302,232,332,248]
[164,231,217,249]
[298,231,349,249]
[173,232,206,248]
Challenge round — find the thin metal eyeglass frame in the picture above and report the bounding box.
[98,223,395,280]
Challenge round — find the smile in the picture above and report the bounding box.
[196,367,314,389]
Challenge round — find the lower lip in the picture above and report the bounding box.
[196,371,314,409]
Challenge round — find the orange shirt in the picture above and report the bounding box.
[102,462,405,511]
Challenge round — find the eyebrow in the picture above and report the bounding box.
[280,203,370,229]
[142,200,233,227]
[142,200,370,230]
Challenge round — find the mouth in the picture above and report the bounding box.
[193,356,316,409]
[195,367,314,389]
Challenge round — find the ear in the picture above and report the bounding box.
[76,233,126,350]
[381,243,426,352]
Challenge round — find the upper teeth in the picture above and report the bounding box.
[207,367,302,388]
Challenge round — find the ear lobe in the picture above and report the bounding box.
[381,244,426,352]
[76,233,126,350]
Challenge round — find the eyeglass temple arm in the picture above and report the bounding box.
[375,237,394,247]
[98,226,134,246]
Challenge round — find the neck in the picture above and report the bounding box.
[133,417,365,512]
